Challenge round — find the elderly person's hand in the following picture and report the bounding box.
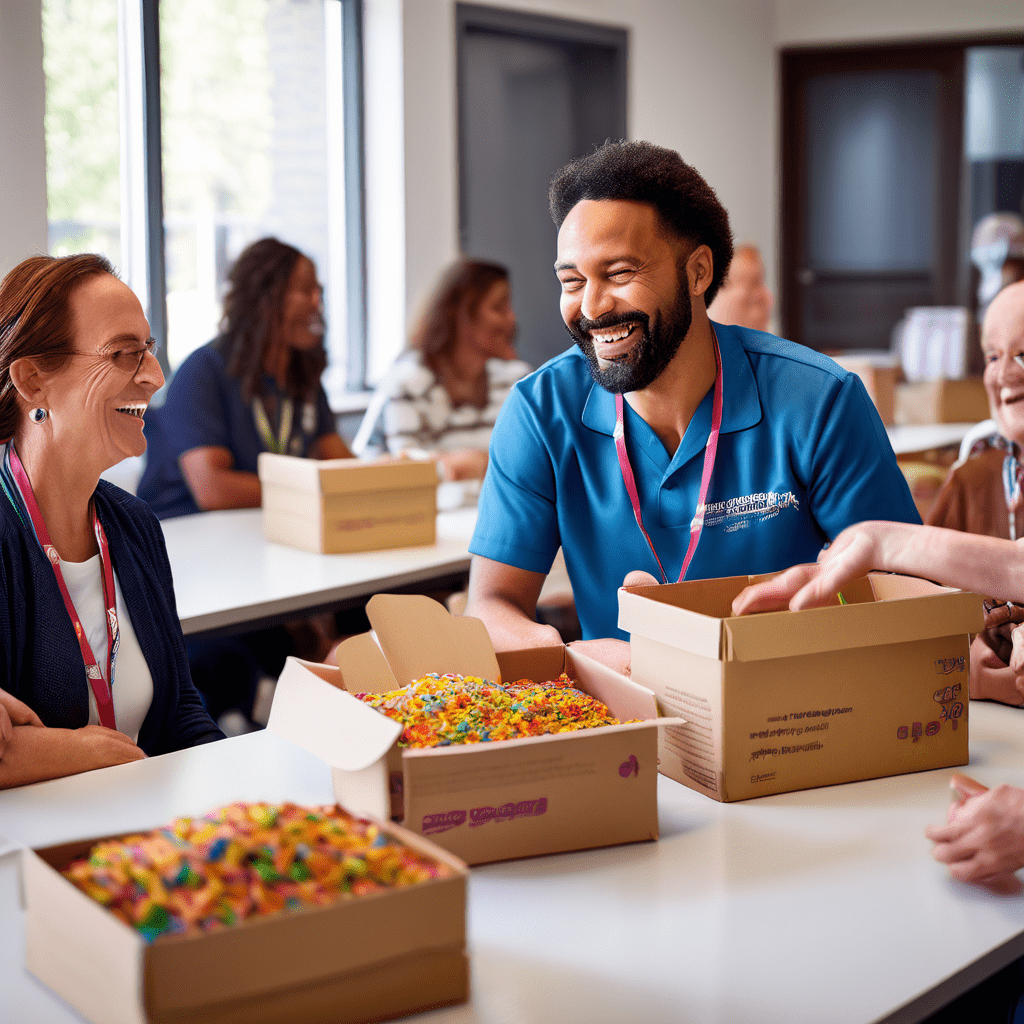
[0,689,44,759]
[969,602,1024,705]
[926,774,1024,895]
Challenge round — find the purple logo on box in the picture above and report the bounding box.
[619,755,639,777]
[422,798,548,835]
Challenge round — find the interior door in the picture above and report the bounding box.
[781,45,964,351]
[457,4,627,371]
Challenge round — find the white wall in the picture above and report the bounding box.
[394,0,778,370]
[776,0,1024,46]
[0,0,48,275]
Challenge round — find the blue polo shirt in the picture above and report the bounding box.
[137,342,335,520]
[470,322,920,640]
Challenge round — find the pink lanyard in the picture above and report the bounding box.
[9,446,119,729]
[614,333,724,584]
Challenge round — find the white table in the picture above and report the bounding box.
[886,423,975,457]
[160,507,477,636]
[5,702,1024,1024]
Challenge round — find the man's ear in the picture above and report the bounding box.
[8,357,47,407]
[685,245,714,299]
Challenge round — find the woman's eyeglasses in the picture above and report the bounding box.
[67,338,159,377]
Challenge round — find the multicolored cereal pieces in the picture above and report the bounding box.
[355,673,632,748]
[61,803,450,942]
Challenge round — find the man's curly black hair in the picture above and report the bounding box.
[549,140,734,306]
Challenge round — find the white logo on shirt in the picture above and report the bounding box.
[701,491,800,532]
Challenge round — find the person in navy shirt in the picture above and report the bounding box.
[466,140,920,668]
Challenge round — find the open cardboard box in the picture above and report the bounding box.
[619,573,984,802]
[267,594,682,865]
[258,453,437,554]
[21,814,469,1024]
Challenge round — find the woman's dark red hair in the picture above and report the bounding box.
[0,253,115,442]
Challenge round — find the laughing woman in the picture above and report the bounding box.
[0,254,222,788]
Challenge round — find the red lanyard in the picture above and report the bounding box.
[9,446,119,729]
[614,332,724,584]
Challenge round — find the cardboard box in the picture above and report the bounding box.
[829,353,898,426]
[895,379,990,425]
[21,815,469,1024]
[258,453,437,554]
[619,573,984,802]
[267,594,681,865]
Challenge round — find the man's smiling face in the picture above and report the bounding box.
[555,199,693,394]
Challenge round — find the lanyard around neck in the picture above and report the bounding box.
[252,395,294,455]
[7,445,118,729]
[614,332,724,584]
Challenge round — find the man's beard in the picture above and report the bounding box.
[566,284,692,394]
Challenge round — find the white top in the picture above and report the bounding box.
[382,351,531,454]
[58,556,153,742]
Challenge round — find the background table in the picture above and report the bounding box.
[161,507,477,637]
[5,702,1024,1024]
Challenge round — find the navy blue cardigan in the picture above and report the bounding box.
[0,480,223,755]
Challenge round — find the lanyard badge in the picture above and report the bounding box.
[7,445,119,729]
[614,331,724,584]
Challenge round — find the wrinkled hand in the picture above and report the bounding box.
[925,773,1024,894]
[970,634,1024,706]
[732,526,881,615]
[0,689,43,760]
[978,601,1024,664]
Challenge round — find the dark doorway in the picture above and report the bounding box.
[781,43,965,352]
[457,4,627,371]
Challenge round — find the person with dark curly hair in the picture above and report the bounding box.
[138,237,351,518]
[137,238,352,729]
[466,140,920,670]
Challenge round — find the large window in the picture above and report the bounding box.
[42,0,364,401]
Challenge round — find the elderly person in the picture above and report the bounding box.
[0,253,221,788]
[706,243,774,333]
[138,238,353,727]
[369,259,527,483]
[925,281,1024,705]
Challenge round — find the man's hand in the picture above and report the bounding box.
[567,639,631,676]
[925,774,1024,894]
[0,690,43,760]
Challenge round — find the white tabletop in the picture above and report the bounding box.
[886,423,974,457]
[160,507,477,636]
[4,702,1024,1024]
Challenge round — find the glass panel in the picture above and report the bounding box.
[42,0,121,263]
[964,47,1024,311]
[805,69,938,272]
[159,0,340,376]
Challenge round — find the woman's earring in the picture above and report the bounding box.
[30,407,48,424]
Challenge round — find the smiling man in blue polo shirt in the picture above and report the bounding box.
[465,140,919,662]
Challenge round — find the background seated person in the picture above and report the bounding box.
[0,253,221,788]
[366,258,528,486]
[706,242,774,333]
[465,140,920,672]
[137,238,352,728]
[927,281,1024,705]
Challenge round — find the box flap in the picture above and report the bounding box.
[367,594,501,686]
[258,452,437,495]
[619,585,724,659]
[722,588,984,662]
[331,632,401,694]
[267,658,401,771]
